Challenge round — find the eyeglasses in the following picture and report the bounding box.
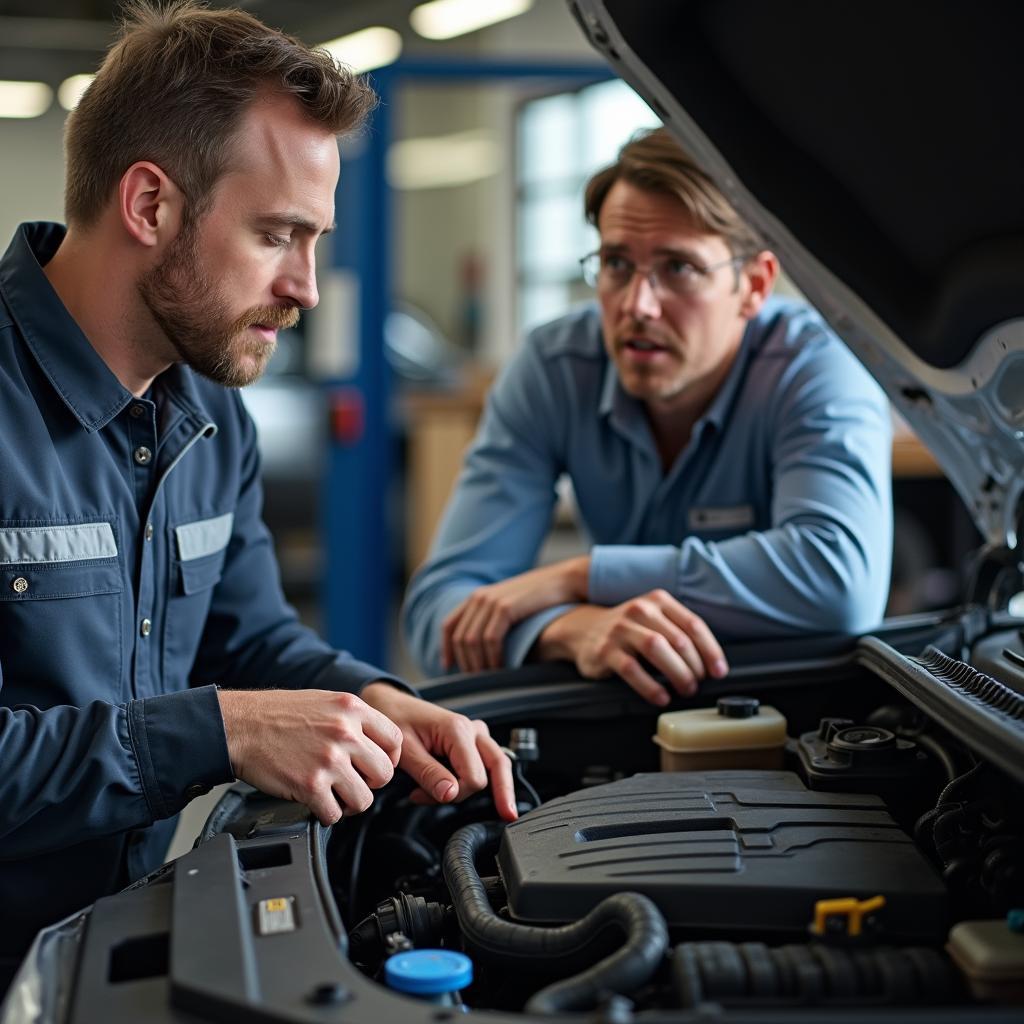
[579,250,744,296]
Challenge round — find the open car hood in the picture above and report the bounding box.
[570,0,1024,558]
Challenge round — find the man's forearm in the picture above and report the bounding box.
[532,604,595,662]
[437,555,593,673]
[550,554,591,604]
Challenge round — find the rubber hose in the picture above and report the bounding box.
[671,941,960,1007]
[442,822,668,1012]
[936,762,984,805]
[909,732,959,785]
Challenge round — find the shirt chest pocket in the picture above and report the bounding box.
[164,513,233,677]
[0,521,125,703]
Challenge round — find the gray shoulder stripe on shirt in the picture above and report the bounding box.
[175,512,234,561]
[0,522,118,564]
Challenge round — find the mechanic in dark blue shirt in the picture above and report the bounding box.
[0,2,514,988]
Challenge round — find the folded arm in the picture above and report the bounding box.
[402,339,569,677]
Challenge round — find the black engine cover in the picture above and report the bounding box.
[497,771,947,942]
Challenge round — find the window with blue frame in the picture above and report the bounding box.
[516,78,660,335]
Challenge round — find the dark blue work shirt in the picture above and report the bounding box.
[0,223,394,970]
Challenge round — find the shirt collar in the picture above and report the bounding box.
[0,221,214,433]
[597,314,649,447]
[698,316,762,432]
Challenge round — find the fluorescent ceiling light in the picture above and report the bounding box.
[387,130,500,190]
[58,74,94,112]
[319,26,402,73]
[410,0,533,40]
[0,80,53,119]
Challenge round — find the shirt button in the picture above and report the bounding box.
[134,446,153,466]
[129,404,145,418]
[11,576,28,594]
[185,783,210,800]
[145,522,154,542]
[140,617,152,637]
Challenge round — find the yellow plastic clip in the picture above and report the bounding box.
[811,895,886,937]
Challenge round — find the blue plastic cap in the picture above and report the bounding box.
[384,949,473,995]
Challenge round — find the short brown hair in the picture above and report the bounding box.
[64,0,377,228]
[584,127,763,259]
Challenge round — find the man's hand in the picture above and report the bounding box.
[535,589,729,705]
[361,682,518,822]
[217,688,403,826]
[441,556,590,673]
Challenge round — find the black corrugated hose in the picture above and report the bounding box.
[442,821,668,1013]
[672,941,963,1007]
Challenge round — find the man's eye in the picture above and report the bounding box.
[663,258,699,278]
[603,254,632,273]
[265,233,290,247]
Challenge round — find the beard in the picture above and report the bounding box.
[138,223,299,388]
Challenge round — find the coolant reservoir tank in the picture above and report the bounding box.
[654,696,787,771]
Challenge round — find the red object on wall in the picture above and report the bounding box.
[330,387,365,445]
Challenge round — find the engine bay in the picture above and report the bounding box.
[328,629,1024,1017]
[7,626,1023,1023]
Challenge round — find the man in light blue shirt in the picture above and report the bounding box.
[403,128,892,704]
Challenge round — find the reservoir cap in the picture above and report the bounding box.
[384,949,473,995]
[717,696,760,719]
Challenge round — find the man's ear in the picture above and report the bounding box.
[738,250,779,319]
[117,161,184,247]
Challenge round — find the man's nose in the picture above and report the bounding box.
[274,249,319,309]
[620,266,661,319]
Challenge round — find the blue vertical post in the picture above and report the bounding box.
[322,60,609,671]
[321,68,395,667]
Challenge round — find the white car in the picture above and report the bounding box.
[4,2,1022,1022]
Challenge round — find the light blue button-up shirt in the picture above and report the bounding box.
[403,298,893,677]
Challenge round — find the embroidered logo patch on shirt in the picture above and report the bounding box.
[688,505,755,531]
